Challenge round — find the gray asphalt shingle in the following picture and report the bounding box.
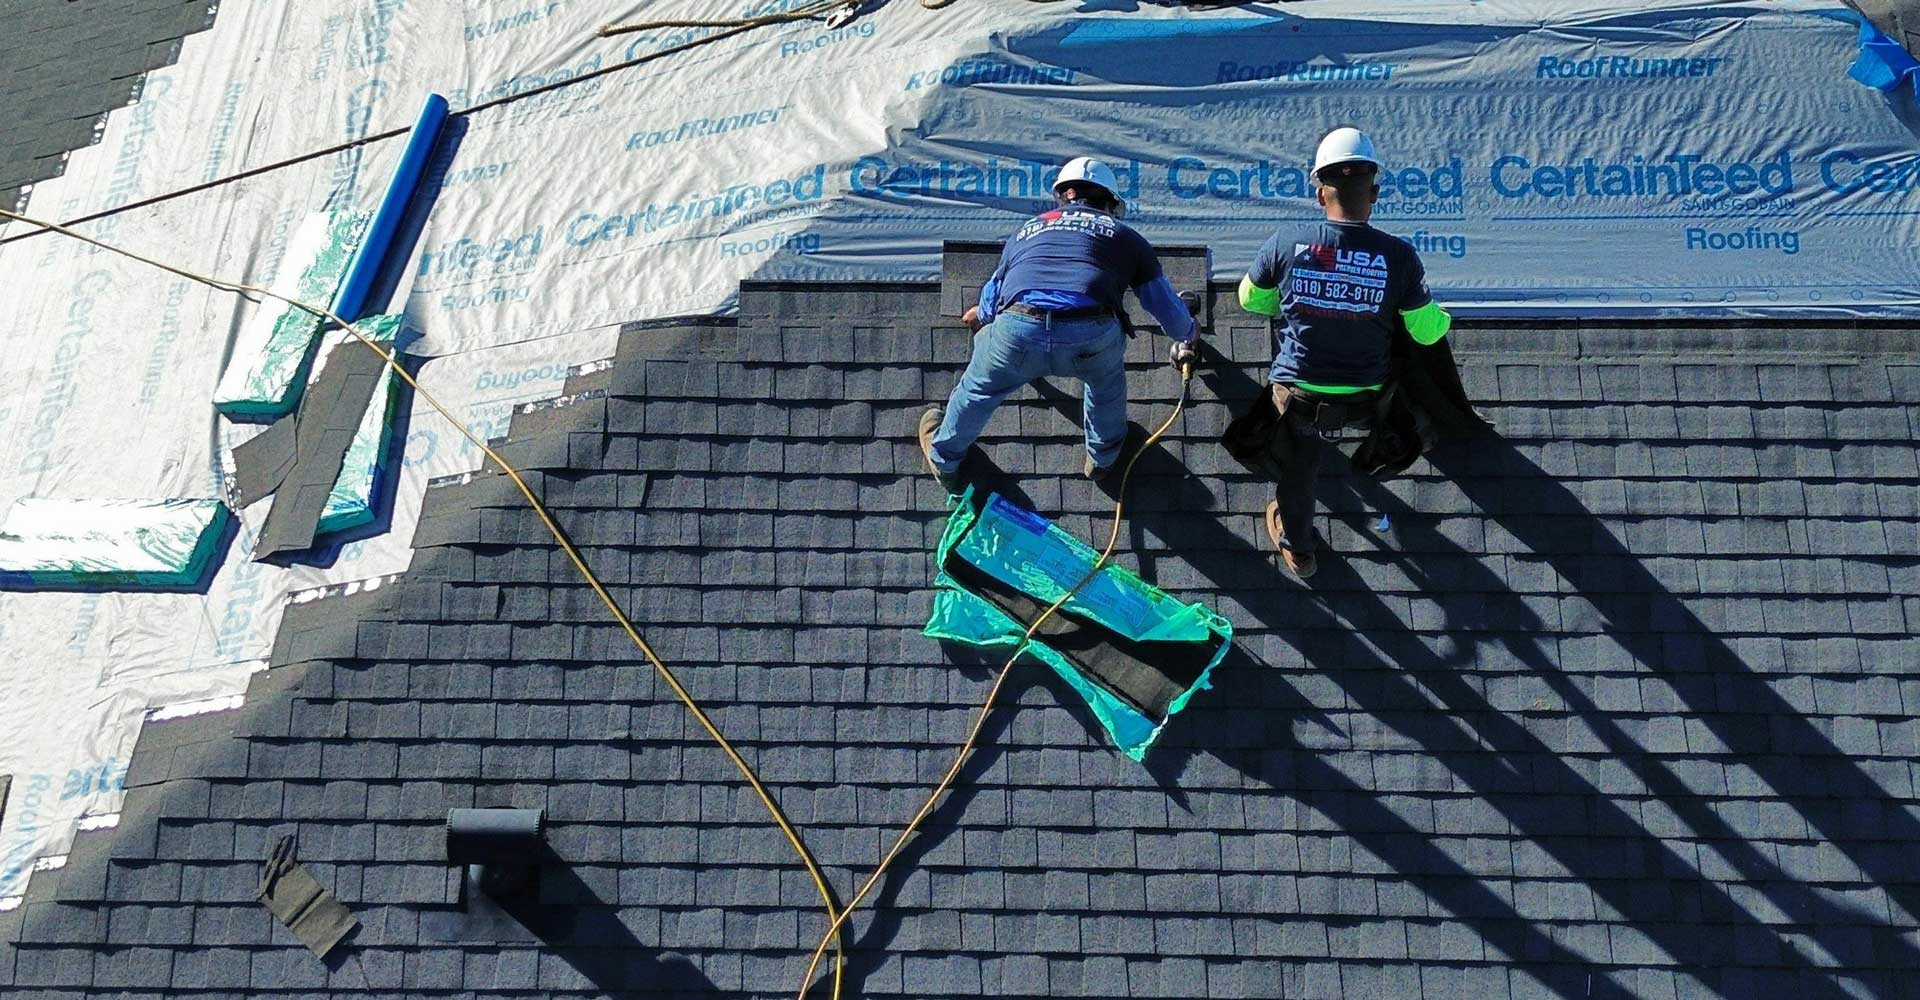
[1,0,215,208]
[4,271,1919,997]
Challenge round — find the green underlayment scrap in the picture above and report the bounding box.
[926,488,1233,761]
[213,208,374,418]
[314,313,406,537]
[0,498,230,589]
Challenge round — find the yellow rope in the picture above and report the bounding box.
[794,360,1195,1000]
[0,207,849,1000]
[0,206,1200,1000]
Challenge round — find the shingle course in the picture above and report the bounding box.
[11,280,1920,995]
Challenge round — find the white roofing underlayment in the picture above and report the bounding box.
[0,0,1914,897]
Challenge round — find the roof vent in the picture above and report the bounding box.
[446,807,547,901]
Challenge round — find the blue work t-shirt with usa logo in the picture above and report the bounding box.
[1250,221,1431,388]
[987,204,1164,313]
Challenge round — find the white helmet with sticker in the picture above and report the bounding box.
[1312,127,1382,180]
[1054,156,1125,215]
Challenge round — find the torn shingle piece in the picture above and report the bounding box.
[314,316,409,537]
[255,835,356,958]
[229,416,298,507]
[253,339,389,559]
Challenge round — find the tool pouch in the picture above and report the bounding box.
[1274,388,1348,434]
[1276,385,1380,436]
[1311,400,1351,433]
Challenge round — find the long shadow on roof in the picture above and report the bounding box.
[502,856,719,995]
[973,370,1639,995]
[812,650,1025,1000]
[1128,357,1916,997]
[722,448,1048,999]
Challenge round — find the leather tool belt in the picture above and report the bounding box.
[1273,383,1384,434]
[1004,302,1116,321]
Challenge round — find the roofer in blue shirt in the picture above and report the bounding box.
[1238,128,1453,579]
[920,157,1199,494]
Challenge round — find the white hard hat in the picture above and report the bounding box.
[1054,156,1122,202]
[1311,127,1381,180]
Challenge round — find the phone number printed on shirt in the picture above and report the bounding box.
[1292,244,1389,315]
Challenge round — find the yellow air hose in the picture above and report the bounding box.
[0,207,854,999]
[1,206,1200,1000]
[793,355,1196,1000]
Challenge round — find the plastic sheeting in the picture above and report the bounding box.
[0,0,1915,895]
[1843,7,1920,94]
[0,498,229,589]
[314,315,407,538]
[211,209,373,417]
[927,490,1232,760]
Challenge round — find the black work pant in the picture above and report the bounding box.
[1265,384,1379,552]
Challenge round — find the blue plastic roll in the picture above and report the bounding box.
[330,93,449,323]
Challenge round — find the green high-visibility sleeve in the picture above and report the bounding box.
[1238,274,1280,316]
[1401,301,1451,345]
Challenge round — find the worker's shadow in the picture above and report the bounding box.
[997,361,1342,817]
[1126,349,1920,997]
[502,851,719,995]
[822,627,1026,1000]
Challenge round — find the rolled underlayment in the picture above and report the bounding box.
[211,208,373,418]
[926,488,1233,760]
[0,497,230,589]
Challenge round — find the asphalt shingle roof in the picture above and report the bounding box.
[0,0,217,210]
[2,266,1918,998]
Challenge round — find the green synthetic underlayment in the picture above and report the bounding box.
[212,208,374,418]
[314,313,406,537]
[0,497,230,589]
[926,488,1232,761]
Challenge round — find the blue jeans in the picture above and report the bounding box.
[930,312,1128,473]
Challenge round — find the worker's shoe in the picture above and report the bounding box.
[1084,454,1114,483]
[919,408,964,495]
[1265,500,1317,579]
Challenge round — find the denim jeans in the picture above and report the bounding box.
[930,311,1128,473]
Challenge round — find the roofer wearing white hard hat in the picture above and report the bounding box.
[919,156,1199,494]
[1237,127,1453,579]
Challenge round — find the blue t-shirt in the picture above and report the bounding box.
[1250,221,1431,387]
[980,204,1194,341]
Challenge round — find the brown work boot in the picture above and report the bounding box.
[919,407,963,495]
[1265,500,1317,579]
[1084,454,1114,484]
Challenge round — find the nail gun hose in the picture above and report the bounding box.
[794,359,1197,1000]
[0,206,851,1000]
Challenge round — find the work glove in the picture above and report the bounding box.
[1169,338,1197,371]
[1174,291,1204,367]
